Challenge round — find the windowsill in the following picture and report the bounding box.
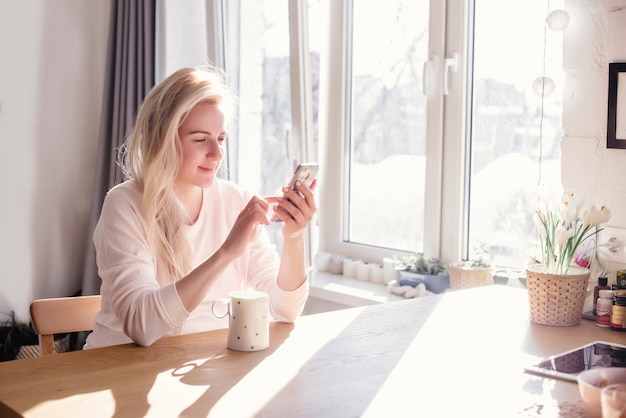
[307,268,529,310]
[308,270,405,308]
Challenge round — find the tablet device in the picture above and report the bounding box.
[524,341,626,382]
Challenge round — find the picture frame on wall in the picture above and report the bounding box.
[607,62,626,149]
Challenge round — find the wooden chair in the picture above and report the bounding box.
[29,295,101,356]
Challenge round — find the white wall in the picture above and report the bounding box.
[562,0,626,271]
[0,0,625,322]
[0,1,109,322]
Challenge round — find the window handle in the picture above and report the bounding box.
[443,52,458,95]
[284,127,299,164]
[284,128,294,160]
[422,54,438,96]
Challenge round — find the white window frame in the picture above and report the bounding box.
[205,0,474,266]
[288,0,317,265]
[317,0,471,265]
[209,0,314,171]
[440,0,472,264]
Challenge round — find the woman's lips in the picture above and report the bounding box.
[198,166,216,174]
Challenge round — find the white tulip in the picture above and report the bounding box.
[582,204,611,228]
[556,226,573,248]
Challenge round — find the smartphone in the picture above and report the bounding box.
[270,163,319,222]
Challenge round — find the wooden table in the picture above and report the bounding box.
[1,285,625,417]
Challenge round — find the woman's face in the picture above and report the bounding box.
[176,102,227,190]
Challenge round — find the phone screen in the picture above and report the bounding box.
[288,163,318,190]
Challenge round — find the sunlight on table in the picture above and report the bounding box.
[209,307,366,417]
[360,288,584,417]
[25,390,115,418]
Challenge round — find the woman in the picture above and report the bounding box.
[84,67,316,348]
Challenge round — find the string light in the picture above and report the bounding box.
[536,4,569,187]
[546,9,570,31]
[532,76,556,97]
[535,2,569,264]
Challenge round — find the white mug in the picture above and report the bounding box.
[212,290,270,352]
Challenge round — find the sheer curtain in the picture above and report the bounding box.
[81,0,156,295]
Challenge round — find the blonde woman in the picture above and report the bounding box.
[85,67,316,348]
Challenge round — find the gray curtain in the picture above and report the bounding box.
[82,0,156,295]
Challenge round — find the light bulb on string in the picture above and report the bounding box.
[546,9,569,31]
[532,76,556,97]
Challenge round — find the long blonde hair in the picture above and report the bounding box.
[121,67,235,282]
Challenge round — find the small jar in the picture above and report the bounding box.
[597,290,613,327]
[593,277,611,315]
[611,290,626,331]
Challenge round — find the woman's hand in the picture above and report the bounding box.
[270,179,317,239]
[219,196,271,259]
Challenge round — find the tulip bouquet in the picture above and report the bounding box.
[535,193,611,274]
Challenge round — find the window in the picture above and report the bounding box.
[468,0,564,268]
[213,0,564,271]
[346,1,430,251]
[219,0,320,257]
[318,0,564,269]
[319,0,451,263]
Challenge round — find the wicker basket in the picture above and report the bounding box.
[448,263,493,290]
[526,264,590,326]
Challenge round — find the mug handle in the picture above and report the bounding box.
[212,298,229,319]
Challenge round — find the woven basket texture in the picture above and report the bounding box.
[526,265,590,327]
[449,264,493,290]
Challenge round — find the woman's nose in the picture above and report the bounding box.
[206,140,223,158]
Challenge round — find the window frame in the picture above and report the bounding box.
[440,0,472,264]
[288,0,317,266]
[211,0,318,264]
[208,0,475,266]
[317,0,471,264]
[213,0,315,177]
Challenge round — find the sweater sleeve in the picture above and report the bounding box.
[94,184,190,347]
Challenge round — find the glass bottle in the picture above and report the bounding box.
[593,277,611,316]
[597,289,613,327]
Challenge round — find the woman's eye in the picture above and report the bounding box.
[218,136,227,144]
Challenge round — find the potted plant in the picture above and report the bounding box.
[448,240,494,290]
[527,192,611,326]
[395,252,449,294]
[0,311,37,361]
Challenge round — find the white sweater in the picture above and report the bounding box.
[84,179,308,349]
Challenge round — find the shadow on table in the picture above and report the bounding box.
[5,297,438,417]
[0,324,295,418]
[169,324,295,417]
[104,324,296,417]
[257,298,439,417]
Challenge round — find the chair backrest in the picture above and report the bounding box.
[30,295,101,356]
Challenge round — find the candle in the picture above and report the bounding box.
[356,261,370,281]
[383,257,397,284]
[369,263,384,283]
[343,258,359,278]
